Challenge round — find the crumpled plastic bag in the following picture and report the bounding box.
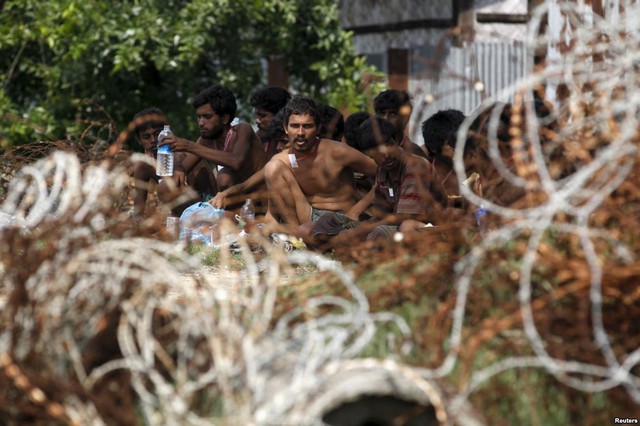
[178,202,224,245]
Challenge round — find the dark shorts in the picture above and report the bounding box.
[311,211,359,237]
[310,207,342,223]
[367,224,398,240]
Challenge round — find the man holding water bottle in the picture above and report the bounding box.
[157,85,267,216]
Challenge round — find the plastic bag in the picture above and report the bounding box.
[178,202,224,244]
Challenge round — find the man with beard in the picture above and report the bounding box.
[374,89,428,159]
[209,110,290,210]
[264,96,377,238]
[250,86,291,160]
[158,84,267,216]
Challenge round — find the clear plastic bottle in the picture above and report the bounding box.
[241,199,255,222]
[236,199,255,233]
[474,207,490,236]
[156,125,174,176]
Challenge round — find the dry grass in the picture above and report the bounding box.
[2,2,640,424]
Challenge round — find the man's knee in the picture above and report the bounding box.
[156,179,177,204]
[264,159,287,183]
[157,178,199,214]
[366,225,396,241]
[216,171,234,192]
[132,162,154,181]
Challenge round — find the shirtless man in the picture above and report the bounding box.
[130,107,167,217]
[264,96,377,234]
[209,111,289,210]
[158,84,267,215]
[312,117,447,245]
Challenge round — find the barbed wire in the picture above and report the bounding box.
[1,1,639,424]
[0,152,417,424]
[437,0,640,405]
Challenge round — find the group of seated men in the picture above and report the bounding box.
[131,83,528,247]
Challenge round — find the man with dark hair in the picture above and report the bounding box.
[421,109,466,161]
[374,89,428,159]
[250,86,291,160]
[158,84,266,216]
[317,103,345,142]
[264,96,377,236]
[343,111,375,194]
[130,107,167,217]
[421,108,487,198]
[312,117,446,243]
[132,107,167,155]
[209,111,290,210]
[342,111,371,148]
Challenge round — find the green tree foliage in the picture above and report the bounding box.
[0,0,384,148]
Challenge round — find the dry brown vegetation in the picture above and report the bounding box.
[2,2,640,425]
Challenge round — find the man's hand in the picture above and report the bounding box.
[159,135,193,153]
[462,172,483,196]
[210,190,228,209]
[170,168,187,187]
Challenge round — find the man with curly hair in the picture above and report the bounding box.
[250,86,291,160]
[158,84,267,215]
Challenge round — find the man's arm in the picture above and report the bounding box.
[345,187,374,220]
[210,168,266,208]
[174,150,200,177]
[131,161,156,216]
[333,142,378,177]
[166,124,254,171]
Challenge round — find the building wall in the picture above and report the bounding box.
[340,0,453,27]
[340,0,531,142]
[340,0,454,53]
[409,41,529,142]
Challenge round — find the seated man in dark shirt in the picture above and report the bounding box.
[374,89,428,160]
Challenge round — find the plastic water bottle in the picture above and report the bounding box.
[156,125,174,176]
[241,199,255,222]
[475,207,490,236]
[237,199,255,233]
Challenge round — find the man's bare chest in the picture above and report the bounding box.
[294,165,351,197]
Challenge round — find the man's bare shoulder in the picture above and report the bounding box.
[405,152,432,171]
[319,138,362,157]
[232,122,254,132]
[270,149,290,161]
[231,122,258,141]
[264,152,290,171]
[318,138,343,149]
[404,153,438,186]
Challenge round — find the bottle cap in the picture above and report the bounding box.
[474,208,488,217]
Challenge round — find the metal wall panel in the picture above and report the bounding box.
[409,41,531,143]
